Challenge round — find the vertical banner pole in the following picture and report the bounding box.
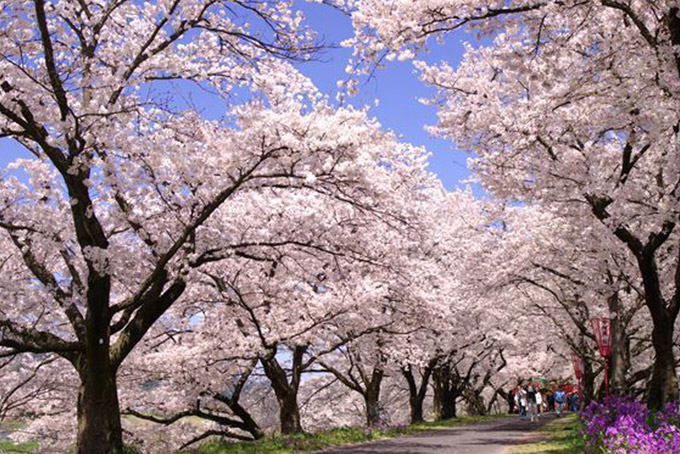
[604,356,609,409]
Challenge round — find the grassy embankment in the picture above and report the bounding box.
[0,420,38,453]
[509,414,585,454]
[0,440,38,454]
[189,414,507,454]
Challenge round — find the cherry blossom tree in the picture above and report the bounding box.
[389,190,499,422]
[123,357,265,451]
[0,355,72,431]
[111,180,438,450]
[0,0,441,451]
[501,207,654,398]
[346,0,680,409]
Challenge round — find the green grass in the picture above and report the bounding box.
[187,414,507,454]
[0,440,39,453]
[509,414,585,454]
[0,419,38,453]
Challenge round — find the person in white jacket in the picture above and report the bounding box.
[516,387,528,420]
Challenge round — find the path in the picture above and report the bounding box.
[319,413,559,454]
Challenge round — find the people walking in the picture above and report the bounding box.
[526,384,539,422]
[547,389,555,412]
[516,386,528,420]
[554,386,566,417]
[569,391,579,412]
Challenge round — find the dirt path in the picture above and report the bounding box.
[318,414,559,454]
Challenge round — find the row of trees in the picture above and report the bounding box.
[1,0,678,453]
[346,0,680,409]
[0,1,528,452]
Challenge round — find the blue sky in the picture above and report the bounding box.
[299,3,473,191]
[0,3,475,191]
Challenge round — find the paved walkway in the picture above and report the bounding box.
[319,414,558,454]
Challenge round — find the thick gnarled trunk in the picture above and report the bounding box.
[77,277,123,454]
[464,387,487,416]
[77,371,123,454]
[647,318,680,409]
[432,367,457,420]
[278,392,303,434]
[360,366,385,427]
[402,363,433,424]
[408,394,424,423]
[319,353,387,429]
[364,383,384,427]
[433,388,456,420]
[638,253,680,410]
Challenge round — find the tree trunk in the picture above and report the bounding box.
[464,387,486,416]
[402,364,432,424]
[589,193,680,410]
[226,400,264,439]
[212,395,264,440]
[403,367,424,423]
[77,370,123,454]
[260,345,305,434]
[501,389,515,414]
[433,392,456,420]
[647,316,680,409]
[409,394,424,424]
[363,367,385,427]
[582,357,596,407]
[432,367,456,420]
[635,236,680,409]
[364,388,383,427]
[77,281,123,454]
[607,294,631,395]
[279,392,303,434]
[608,323,629,396]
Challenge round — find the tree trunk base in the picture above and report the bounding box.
[77,373,124,454]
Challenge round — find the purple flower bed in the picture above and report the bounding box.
[581,396,680,453]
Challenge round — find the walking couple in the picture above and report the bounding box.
[515,383,541,422]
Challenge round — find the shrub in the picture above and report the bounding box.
[581,395,680,453]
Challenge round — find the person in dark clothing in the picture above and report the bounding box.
[569,392,579,412]
[547,390,555,412]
